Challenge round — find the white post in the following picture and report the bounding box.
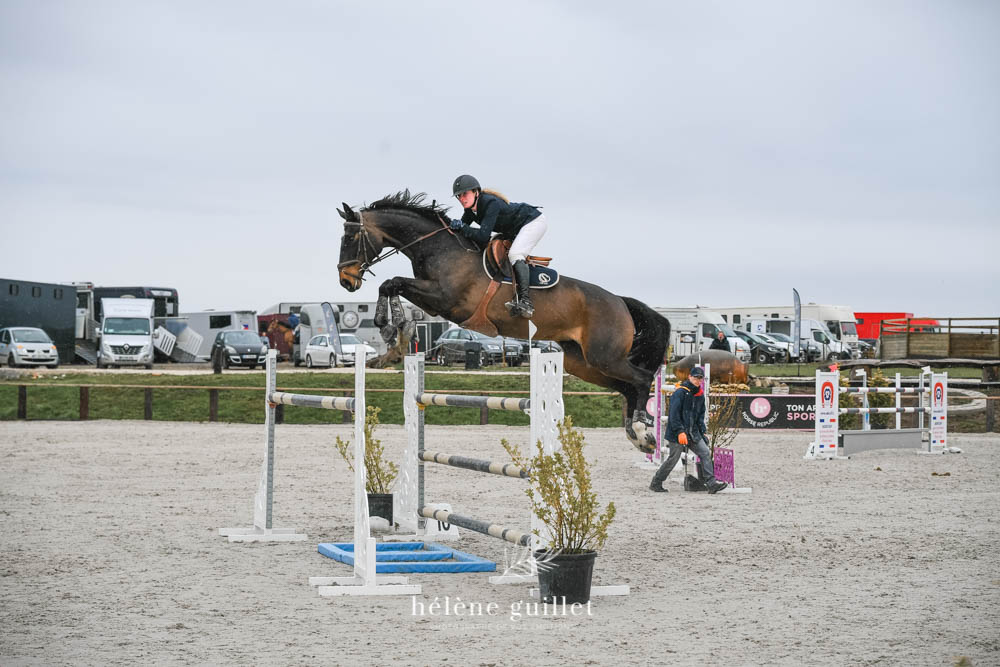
[861,369,870,431]
[219,349,306,542]
[806,369,843,460]
[928,372,948,454]
[896,373,903,431]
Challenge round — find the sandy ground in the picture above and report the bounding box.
[1,420,998,666]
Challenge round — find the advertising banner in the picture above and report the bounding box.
[715,393,817,429]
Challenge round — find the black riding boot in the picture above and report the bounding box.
[505,260,534,318]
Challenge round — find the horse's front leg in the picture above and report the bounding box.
[374,281,392,329]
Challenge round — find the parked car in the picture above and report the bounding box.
[734,330,787,363]
[763,331,821,362]
[0,327,59,368]
[756,332,791,362]
[432,328,521,366]
[511,338,563,365]
[210,330,268,370]
[338,333,377,366]
[303,334,342,368]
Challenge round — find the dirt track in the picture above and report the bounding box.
[1,421,997,665]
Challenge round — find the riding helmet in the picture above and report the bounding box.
[452,174,481,196]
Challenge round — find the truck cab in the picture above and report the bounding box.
[96,298,154,369]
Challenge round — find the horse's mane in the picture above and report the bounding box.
[366,190,450,222]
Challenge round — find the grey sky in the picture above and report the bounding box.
[2,1,997,316]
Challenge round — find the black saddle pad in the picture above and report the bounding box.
[481,250,559,289]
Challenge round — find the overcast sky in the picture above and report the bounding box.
[2,1,997,317]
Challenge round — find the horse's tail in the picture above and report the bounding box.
[620,296,671,371]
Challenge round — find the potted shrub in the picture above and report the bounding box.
[334,405,398,524]
[503,417,616,604]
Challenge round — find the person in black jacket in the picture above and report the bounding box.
[649,366,727,493]
[449,174,545,318]
[709,330,730,352]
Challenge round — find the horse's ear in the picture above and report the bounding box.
[337,207,347,220]
[342,203,358,221]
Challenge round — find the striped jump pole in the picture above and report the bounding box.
[416,393,530,412]
[420,507,531,547]
[841,387,930,394]
[420,451,530,479]
[269,391,355,411]
[839,407,930,414]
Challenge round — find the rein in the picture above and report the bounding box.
[336,210,475,281]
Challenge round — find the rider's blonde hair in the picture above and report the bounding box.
[482,188,509,203]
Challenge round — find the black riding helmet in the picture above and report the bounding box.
[452,174,481,197]
[690,366,705,378]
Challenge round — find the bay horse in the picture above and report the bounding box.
[336,191,670,451]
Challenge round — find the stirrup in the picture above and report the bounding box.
[506,298,533,318]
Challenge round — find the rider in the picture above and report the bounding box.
[449,174,545,318]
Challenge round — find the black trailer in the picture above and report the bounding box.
[0,278,76,364]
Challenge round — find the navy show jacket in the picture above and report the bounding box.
[457,193,541,245]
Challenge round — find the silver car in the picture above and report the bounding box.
[0,327,60,368]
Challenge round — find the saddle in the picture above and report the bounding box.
[461,239,560,335]
[482,239,559,287]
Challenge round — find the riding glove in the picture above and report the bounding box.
[449,218,464,230]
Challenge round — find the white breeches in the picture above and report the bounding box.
[508,215,547,263]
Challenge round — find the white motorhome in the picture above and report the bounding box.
[713,303,860,355]
[96,298,154,369]
[653,307,751,361]
[177,310,258,361]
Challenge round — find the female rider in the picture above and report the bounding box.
[449,174,545,318]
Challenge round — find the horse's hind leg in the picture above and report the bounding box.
[560,342,652,452]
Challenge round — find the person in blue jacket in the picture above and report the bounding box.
[449,174,545,318]
[649,366,728,493]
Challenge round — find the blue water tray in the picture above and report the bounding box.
[317,541,496,574]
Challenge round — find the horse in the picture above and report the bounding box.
[673,350,749,384]
[336,191,671,451]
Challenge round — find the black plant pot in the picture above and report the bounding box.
[367,493,393,525]
[535,550,597,604]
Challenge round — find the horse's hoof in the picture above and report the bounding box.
[632,420,648,442]
[374,297,389,328]
[389,296,405,326]
[380,324,398,344]
[644,431,657,447]
[632,439,656,454]
[401,320,416,340]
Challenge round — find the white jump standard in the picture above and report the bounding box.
[218,350,318,543]
[220,349,420,596]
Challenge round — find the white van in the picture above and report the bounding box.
[653,307,751,361]
[96,298,154,369]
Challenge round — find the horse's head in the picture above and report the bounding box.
[337,191,456,291]
[337,202,378,291]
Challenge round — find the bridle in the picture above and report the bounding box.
[336,209,473,282]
